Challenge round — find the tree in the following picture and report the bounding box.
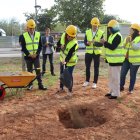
[54,0,105,32]
[24,7,57,32]
[0,18,22,36]
[101,14,130,24]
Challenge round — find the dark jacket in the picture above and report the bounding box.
[41,35,54,54]
[20,31,42,60]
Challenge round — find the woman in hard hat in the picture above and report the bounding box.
[120,23,140,94]
[82,17,104,89]
[101,20,126,99]
[57,25,79,98]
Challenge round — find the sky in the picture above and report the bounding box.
[0,0,140,24]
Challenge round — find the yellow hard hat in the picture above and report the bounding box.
[26,19,36,29]
[108,20,119,28]
[65,25,77,37]
[90,17,100,26]
[130,23,140,31]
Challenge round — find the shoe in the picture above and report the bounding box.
[128,91,133,94]
[27,85,33,90]
[105,93,111,97]
[51,73,56,76]
[82,81,89,87]
[56,88,64,94]
[120,87,124,91]
[108,96,117,99]
[64,91,72,99]
[67,90,72,97]
[92,83,97,89]
[39,85,47,90]
[42,72,45,76]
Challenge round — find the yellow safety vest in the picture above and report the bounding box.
[105,32,126,63]
[60,33,78,66]
[128,36,140,64]
[85,29,103,54]
[23,32,40,55]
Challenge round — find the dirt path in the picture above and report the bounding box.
[0,74,140,140]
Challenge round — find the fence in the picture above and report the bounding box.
[0,36,19,48]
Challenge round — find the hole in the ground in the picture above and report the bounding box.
[58,105,108,129]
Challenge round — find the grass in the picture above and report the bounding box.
[1,54,140,98]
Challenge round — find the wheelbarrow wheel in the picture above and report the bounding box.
[0,86,6,100]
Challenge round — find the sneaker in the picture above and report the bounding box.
[51,73,56,76]
[27,85,33,90]
[82,81,89,87]
[55,88,64,94]
[39,85,47,90]
[120,87,124,91]
[67,91,72,97]
[108,96,117,99]
[128,90,133,94]
[105,93,111,97]
[92,83,97,89]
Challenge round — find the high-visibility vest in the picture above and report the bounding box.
[105,32,126,63]
[123,36,131,58]
[85,29,103,54]
[128,36,140,64]
[23,31,40,55]
[60,33,78,66]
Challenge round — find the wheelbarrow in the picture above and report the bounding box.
[0,71,36,100]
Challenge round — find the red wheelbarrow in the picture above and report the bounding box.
[0,71,36,100]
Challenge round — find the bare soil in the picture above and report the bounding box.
[0,74,140,140]
[0,57,140,140]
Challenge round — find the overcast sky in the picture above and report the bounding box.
[0,0,140,24]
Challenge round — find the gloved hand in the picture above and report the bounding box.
[126,36,131,43]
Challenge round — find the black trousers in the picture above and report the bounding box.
[25,57,42,86]
[60,62,74,91]
[85,53,100,83]
[42,53,54,74]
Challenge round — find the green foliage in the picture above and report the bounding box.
[24,7,57,31]
[53,22,66,32]
[0,18,22,36]
[101,14,130,24]
[37,8,57,31]
[54,0,105,32]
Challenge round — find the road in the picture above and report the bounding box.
[0,48,85,58]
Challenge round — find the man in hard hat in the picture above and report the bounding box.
[20,19,47,90]
[120,23,140,94]
[42,27,56,76]
[101,20,126,99]
[58,25,79,98]
[82,17,104,89]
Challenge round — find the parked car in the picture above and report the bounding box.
[78,40,85,49]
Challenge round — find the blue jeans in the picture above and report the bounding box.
[60,62,75,91]
[120,59,139,91]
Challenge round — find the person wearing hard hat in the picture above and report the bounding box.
[100,20,126,99]
[57,25,79,98]
[20,19,47,90]
[82,17,104,89]
[120,23,140,94]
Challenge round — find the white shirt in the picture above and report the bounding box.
[92,30,97,38]
[45,36,52,54]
